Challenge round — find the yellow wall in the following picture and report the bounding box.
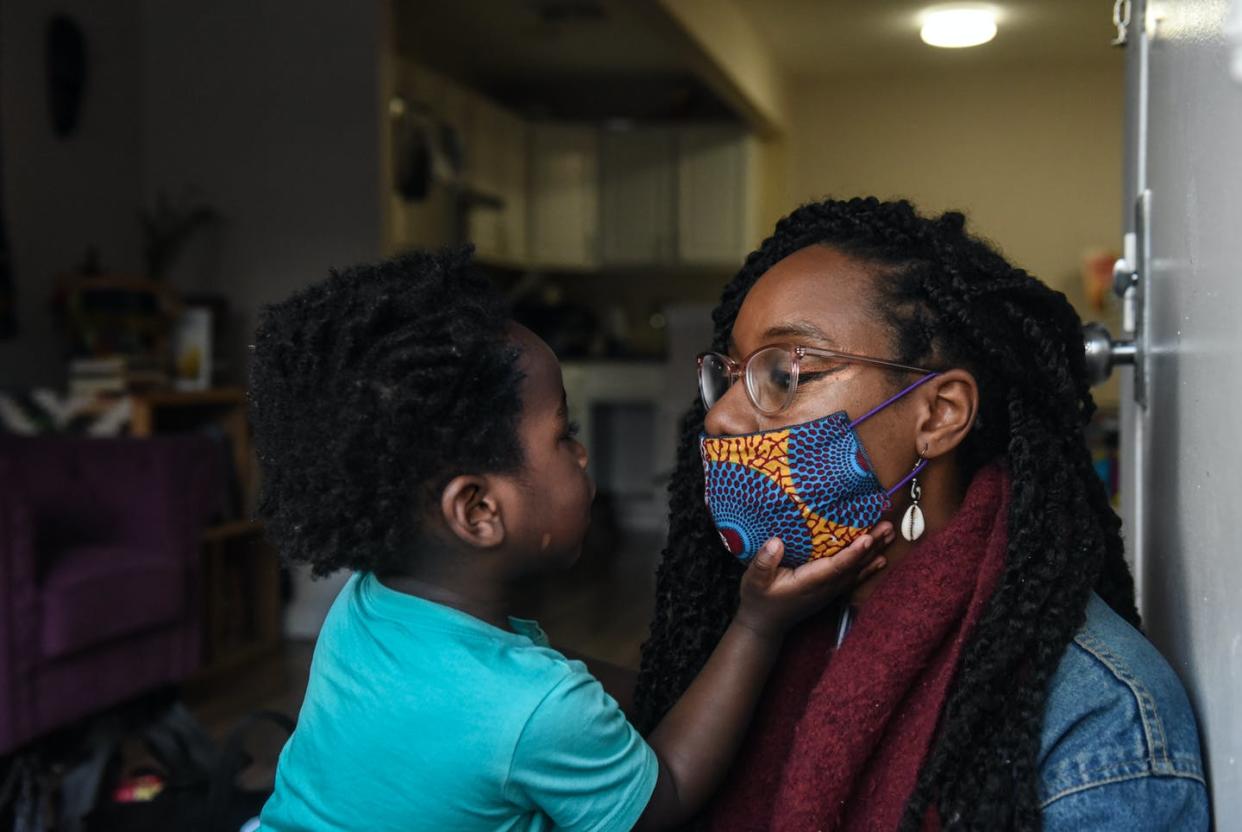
[776,59,1126,404]
[781,60,1124,310]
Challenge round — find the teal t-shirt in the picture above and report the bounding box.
[260,573,658,832]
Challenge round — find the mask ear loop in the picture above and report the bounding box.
[843,371,938,499]
[846,372,938,499]
[848,372,939,430]
[885,452,928,498]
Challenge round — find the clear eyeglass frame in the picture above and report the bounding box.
[696,343,934,416]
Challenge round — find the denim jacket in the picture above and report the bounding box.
[1037,593,1209,829]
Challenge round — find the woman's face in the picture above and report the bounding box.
[704,244,924,492]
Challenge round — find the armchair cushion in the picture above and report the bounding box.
[40,545,186,660]
[0,434,224,753]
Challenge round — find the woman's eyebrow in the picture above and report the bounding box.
[761,321,839,348]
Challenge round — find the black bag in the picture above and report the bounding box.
[80,704,294,832]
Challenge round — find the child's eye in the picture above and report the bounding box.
[562,420,581,441]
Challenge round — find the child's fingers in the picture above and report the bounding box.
[852,522,895,582]
[858,555,888,581]
[798,521,895,582]
[787,532,878,587]
[872,520,896,545]
[743,538,785,589]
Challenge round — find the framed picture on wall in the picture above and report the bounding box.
[173,305,212,391]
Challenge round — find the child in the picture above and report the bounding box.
[251,249,891,831]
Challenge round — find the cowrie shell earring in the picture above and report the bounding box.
[901,454,926,542]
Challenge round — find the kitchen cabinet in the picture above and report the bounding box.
[494,108,530,266]
[389,60,455,253]
[534,124,756,270]
[468,99,528,267]
[529,124,600,270]
[389,62,758,272]
[677,126,758,266]
[599,128,676,266]
[438,75,474,185]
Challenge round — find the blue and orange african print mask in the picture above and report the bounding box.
[699,374,937,568]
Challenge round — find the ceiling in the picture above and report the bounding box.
[738,1,1121,77]
[395,0,684,84]
[394,0,734,120]
[394,1,1121,120]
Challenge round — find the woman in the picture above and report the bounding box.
[635,198,1208,830]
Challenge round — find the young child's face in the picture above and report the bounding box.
[503,324,594,570]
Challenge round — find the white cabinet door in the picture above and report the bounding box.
[600,128,676,266]
[470,95,504,198]
[494,108,529,266]
[529,124,600,270]
[389,59,454,253]
[468,100,527,267]
[677,126,756,266]
[468,96,504,260]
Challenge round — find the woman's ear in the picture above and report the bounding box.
[915,369,979,459]
[439,475,506,549]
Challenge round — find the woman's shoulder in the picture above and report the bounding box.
[1037,593,1208,824]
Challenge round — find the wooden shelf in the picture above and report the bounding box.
[128,387,255,517]
[203,519,265,543]
[58,274,176,295]
[189,640,282,690]
[127,388,284,685]
[131,387,246,408]
[196,522,282,684]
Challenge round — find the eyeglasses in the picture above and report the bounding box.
[696,343,934,416]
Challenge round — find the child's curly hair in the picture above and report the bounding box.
[249,247,524,577]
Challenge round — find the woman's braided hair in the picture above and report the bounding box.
[634,197,1138,830]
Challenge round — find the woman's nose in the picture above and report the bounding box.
[703,383,757,436]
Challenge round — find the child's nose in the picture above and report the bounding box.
[703,383,757,437]
[573,438,589,470]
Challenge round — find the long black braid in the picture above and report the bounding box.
[633,197,1139,831]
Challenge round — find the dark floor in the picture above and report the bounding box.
[184,528,665,787]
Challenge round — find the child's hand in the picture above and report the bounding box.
[734,522,894,640]
[639,521,894,828]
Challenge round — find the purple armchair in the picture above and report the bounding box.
[0,436,223,754]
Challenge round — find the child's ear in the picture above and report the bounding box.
[439,475,506,548]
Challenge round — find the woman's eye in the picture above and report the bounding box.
[793,369,836,393]
[767,368,793,388]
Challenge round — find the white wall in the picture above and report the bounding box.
[1,1,388,635]
[0,0,388,392]
[0,0,145,388]
[140,0,387,378]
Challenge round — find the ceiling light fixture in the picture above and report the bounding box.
[919,5,999,49]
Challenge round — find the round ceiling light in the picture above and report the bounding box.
[919,5,999,48]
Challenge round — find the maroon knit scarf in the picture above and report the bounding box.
[706,462,1010,832]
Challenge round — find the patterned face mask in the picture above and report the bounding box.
[699,374,937,567]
